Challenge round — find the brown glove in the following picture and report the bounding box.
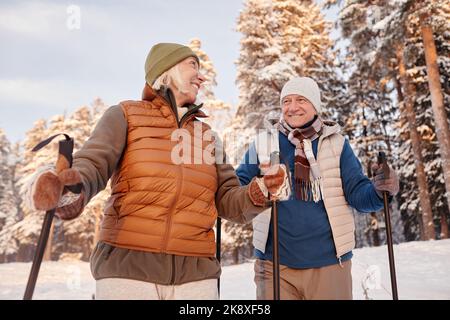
[56,191,85,220]
[262,164,286,196]
[371,163,400,197]
[33,167,83,213]
[247,164,287,206]
[248,177,269,207]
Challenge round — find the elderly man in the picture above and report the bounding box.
[236,76,399,300]
[28,43,283,300]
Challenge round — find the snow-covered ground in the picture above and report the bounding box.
[1,239,449,300]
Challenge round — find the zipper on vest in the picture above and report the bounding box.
[159,90,202,253]
[317,135,324,153]
[179,104,203,128]
[160,86,202,128]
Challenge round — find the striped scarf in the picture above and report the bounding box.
[278,116,324,202]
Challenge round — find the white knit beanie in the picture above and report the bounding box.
[279,77,322,113]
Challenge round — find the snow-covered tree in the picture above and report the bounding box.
[188,38,233,137]
[417,2,450,238]
[386,0,450,240]
[0,119,51,261]
[0,99,110,262]
[0,136,23,262]
[333,0,450,241]
[188,38,217,101]
[344,1,407,244]
[0,129,19,253]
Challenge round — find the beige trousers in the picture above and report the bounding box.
[95,278,219,300]
[254,259,353,300]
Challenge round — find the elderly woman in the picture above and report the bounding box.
[29,43,285,300]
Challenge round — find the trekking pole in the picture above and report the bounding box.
[377,151,399,300]
[23,134,82,300]
[216,217,221,298]
[270,151,280,300]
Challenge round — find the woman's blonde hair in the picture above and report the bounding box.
[152,64,188,94]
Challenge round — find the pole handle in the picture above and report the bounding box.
[377,151,390,179]
[270,151,280,166]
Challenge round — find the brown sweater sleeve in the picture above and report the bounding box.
[72,105,127,206]
[215,145,268,224]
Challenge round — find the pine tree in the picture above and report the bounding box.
[390,0,450,240]
[418,3,450,238]
[188,38,217,101]
[325,0,407,244]
[383,0,447,240]
[0,99,110,262]
[330,0,450,242]
[0,139,23,263]
[0,119,51,261]
[188,38,233,137]
[0,129,14,228]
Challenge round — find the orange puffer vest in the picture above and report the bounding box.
[99,91,218,257]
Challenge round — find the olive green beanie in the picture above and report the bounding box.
[144,43,199,86]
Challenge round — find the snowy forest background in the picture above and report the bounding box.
[0,0,449,265]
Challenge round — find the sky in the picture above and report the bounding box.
[0,0,245,143]
[0,0,339,143]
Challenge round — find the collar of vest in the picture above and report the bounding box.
[141,83,208,124]
[321,120,341,138]
[142,83,159,102]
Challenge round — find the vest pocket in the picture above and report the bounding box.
[103,192,125,218]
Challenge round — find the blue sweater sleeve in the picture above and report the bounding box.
[340,139,384,213]
[236,142,260,186]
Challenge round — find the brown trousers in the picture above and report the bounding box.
[254,259,353,300]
